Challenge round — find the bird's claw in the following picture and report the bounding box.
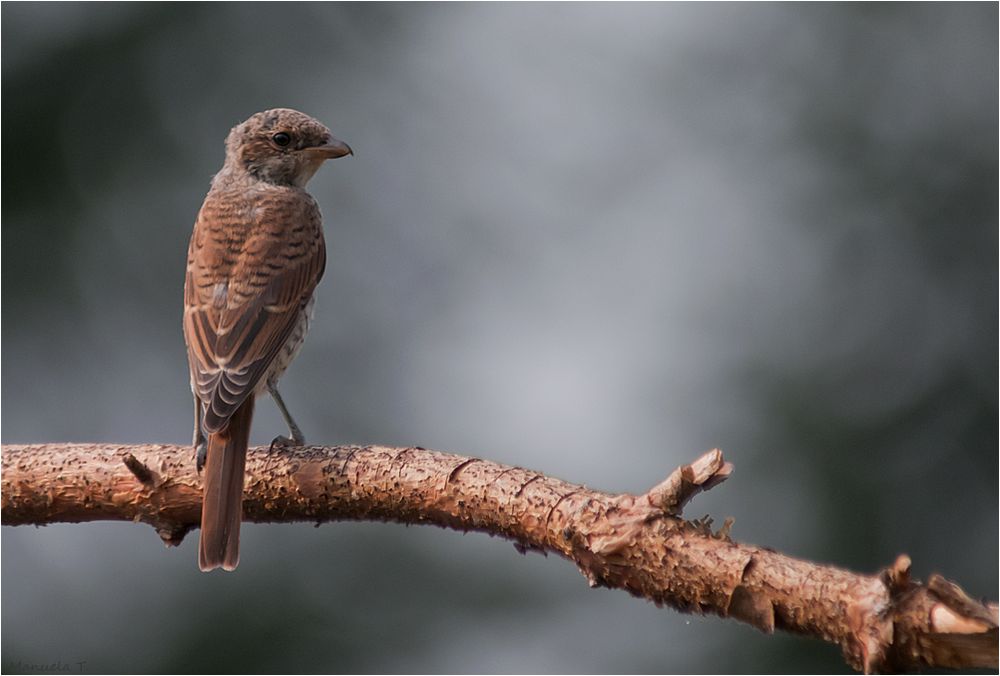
[268,435,304,453]
[195,441,208,473]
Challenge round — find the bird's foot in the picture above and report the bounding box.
[268,434,305,453]
[195,441,208,473]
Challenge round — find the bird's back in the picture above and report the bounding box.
[184,181,326,433]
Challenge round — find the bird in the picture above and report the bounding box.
[183,108,352,571]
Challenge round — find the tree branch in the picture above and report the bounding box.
[2,443,995,673]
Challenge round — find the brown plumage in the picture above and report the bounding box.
[183,108,352,571]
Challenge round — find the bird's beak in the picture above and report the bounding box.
[302,137,353,159]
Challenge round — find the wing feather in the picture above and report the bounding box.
[183,187,326,433]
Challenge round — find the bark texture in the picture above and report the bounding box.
[2,443,996,673]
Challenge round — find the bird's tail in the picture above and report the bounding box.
[199,397,254,572]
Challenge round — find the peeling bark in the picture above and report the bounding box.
[2,443,995,673]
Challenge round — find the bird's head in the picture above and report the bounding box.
[224,108,352,187]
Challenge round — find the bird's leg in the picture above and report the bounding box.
[193,395,208,472]
[267,379,305,451]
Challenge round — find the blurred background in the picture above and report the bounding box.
[2,3,996,673]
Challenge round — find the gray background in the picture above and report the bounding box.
[2,3,996,673]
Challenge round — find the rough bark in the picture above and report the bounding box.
[2,443,996,673]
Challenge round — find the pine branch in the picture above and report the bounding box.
[2,443,995,673]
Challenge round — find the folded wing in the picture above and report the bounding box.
[183,190,326,433]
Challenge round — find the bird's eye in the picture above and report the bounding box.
[272,132,291,147]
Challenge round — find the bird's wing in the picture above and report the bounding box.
[183,189,326,433]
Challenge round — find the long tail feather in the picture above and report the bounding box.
[199,397,254,572]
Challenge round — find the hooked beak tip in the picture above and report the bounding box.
[306,138,353,159]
